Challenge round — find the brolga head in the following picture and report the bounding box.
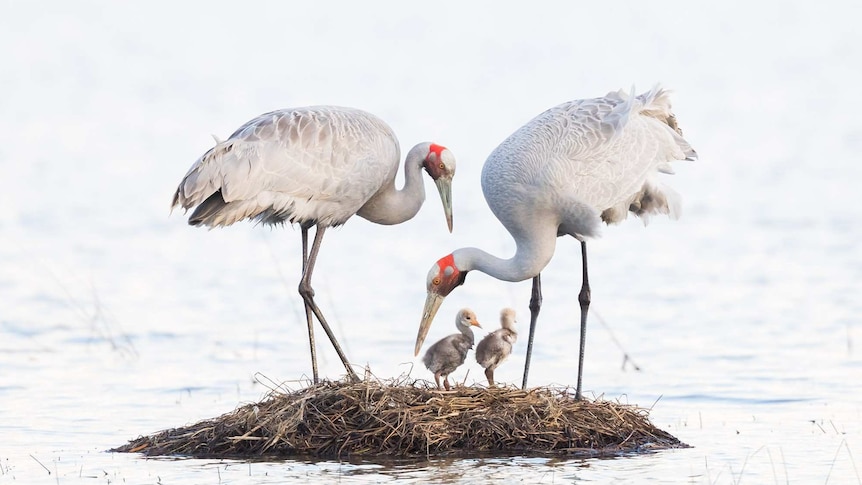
[414,253,468,355]
[421,143,455,232]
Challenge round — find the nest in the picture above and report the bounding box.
[112,377,685,459]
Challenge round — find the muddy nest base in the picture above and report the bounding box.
[112,379,686,459]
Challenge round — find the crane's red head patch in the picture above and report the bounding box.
[429,143,446,159]
[424,143,454,181]
[437,253,455,277]
[427,253,465,296]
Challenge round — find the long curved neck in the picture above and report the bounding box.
[356,143,428,225]
[454,227,557,283]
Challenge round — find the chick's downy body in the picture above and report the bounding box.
[423,308,482,390]
[476,308,518,386]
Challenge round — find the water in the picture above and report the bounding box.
[1,1,860,483]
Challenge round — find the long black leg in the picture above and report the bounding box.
[298,225,359,382]
[521,274,542,390]
[575,241,591,400]
[300,227,319,384]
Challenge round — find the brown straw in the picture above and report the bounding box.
[112,377,686,459]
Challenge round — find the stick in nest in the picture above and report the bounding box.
[111,377,686,459]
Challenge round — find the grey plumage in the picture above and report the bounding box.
[475,308,518,386]
[172,106,457,385]
[422,308,482,390]
[417,85,697,396]
[172,106,456,229]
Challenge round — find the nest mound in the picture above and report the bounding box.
[112,378,685,459]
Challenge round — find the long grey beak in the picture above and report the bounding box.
[434,177,453,233]
[415,291,446,356]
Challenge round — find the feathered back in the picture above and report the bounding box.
[634,86,697,160]
[171,106,400,228]
[481,85,697,238]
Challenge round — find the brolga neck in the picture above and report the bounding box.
[453,226,557,283]
[356,143,429,225]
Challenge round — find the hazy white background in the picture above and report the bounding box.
[1,1,860,483]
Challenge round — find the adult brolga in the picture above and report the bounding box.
[413,86,696,398]
[173,106,456,384]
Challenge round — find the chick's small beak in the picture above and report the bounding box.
[415,290,446,356]
[434,177,453,233]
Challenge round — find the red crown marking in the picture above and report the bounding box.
[438,253,456,272]
[429,143,446,158]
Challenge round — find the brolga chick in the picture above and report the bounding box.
[422,308,482,390]
[475,308,518,387]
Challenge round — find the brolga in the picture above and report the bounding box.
[414,86,696,398]
[422,308,482,390]
[172,106,456,384]
[475,307,518,387]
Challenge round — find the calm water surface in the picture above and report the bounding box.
[2,1,860,483]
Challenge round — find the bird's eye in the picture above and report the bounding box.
[438,163,445,170]
[432,277,441,285]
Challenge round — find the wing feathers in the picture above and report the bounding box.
[554,86,695,225]
[172,107,400,228]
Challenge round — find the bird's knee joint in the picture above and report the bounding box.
[578,288,591,306]
[529,296,542,312]
[298,282,315,299]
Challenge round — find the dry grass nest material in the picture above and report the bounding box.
[113,378,686,459]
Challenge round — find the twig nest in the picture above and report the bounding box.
[112,378,686,458]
